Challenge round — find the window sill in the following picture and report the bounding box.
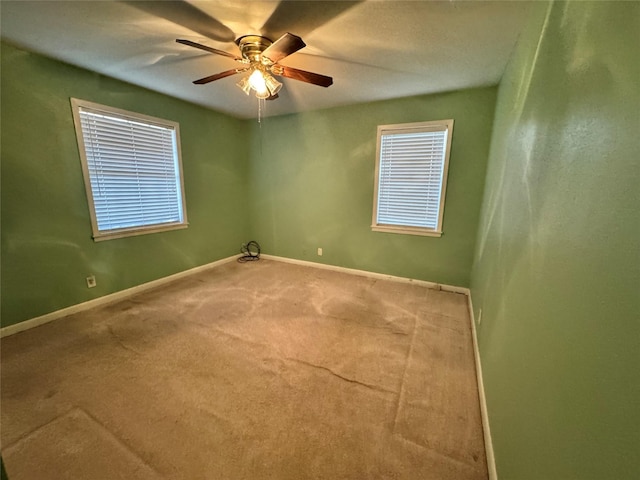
[371,224,442,238]
[93,222,189,242]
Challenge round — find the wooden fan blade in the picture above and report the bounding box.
[262,33,306,64]
[193,68,247,85]
[176,39,241,61]
[273,65,333,87]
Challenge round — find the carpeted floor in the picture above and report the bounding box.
[1,259,487,479]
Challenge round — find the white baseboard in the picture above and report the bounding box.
[261,254,470,295]
[467,295,497,480]
[1,254,466,338]
[0,255,237,338]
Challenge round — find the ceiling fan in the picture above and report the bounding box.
[176,33,333,100]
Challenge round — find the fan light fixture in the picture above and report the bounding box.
[237,67,282,99]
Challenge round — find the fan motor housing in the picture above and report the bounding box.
[235,35,272,63]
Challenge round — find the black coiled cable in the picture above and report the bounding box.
[237,240,261,263]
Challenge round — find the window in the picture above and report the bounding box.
[371,119,454,237]
[71,98,188,241]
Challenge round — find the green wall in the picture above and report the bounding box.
[1,42,251,328]
[1,42,494,328]
[1,41,494,329]
[248,88,496,287]
[470,1,640,478]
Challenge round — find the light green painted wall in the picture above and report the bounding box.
[1,42,251,328]
[248,88,496,287]
[1,42,494,328]
[470,1,640,478]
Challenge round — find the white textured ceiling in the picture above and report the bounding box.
[1,0,532,119]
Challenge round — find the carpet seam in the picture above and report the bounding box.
[392,432,487,472]
[392,312,419,435]
[284,357,396,395]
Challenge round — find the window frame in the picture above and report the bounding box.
[71,98,188,242]
[371,119,454,237]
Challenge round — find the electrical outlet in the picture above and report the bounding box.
[317,247,323,256]
[86,275,96,288]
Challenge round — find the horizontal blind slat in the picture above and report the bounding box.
[376,125,449,230]
[78,106,184,234]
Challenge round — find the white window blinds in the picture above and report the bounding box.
[71,99,187,241]
[372,120,453,237]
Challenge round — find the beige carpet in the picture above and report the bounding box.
[1,259,487,479]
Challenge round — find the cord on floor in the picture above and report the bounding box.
[237,241,261,263]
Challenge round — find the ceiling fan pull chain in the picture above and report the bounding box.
[258,97,264,123]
